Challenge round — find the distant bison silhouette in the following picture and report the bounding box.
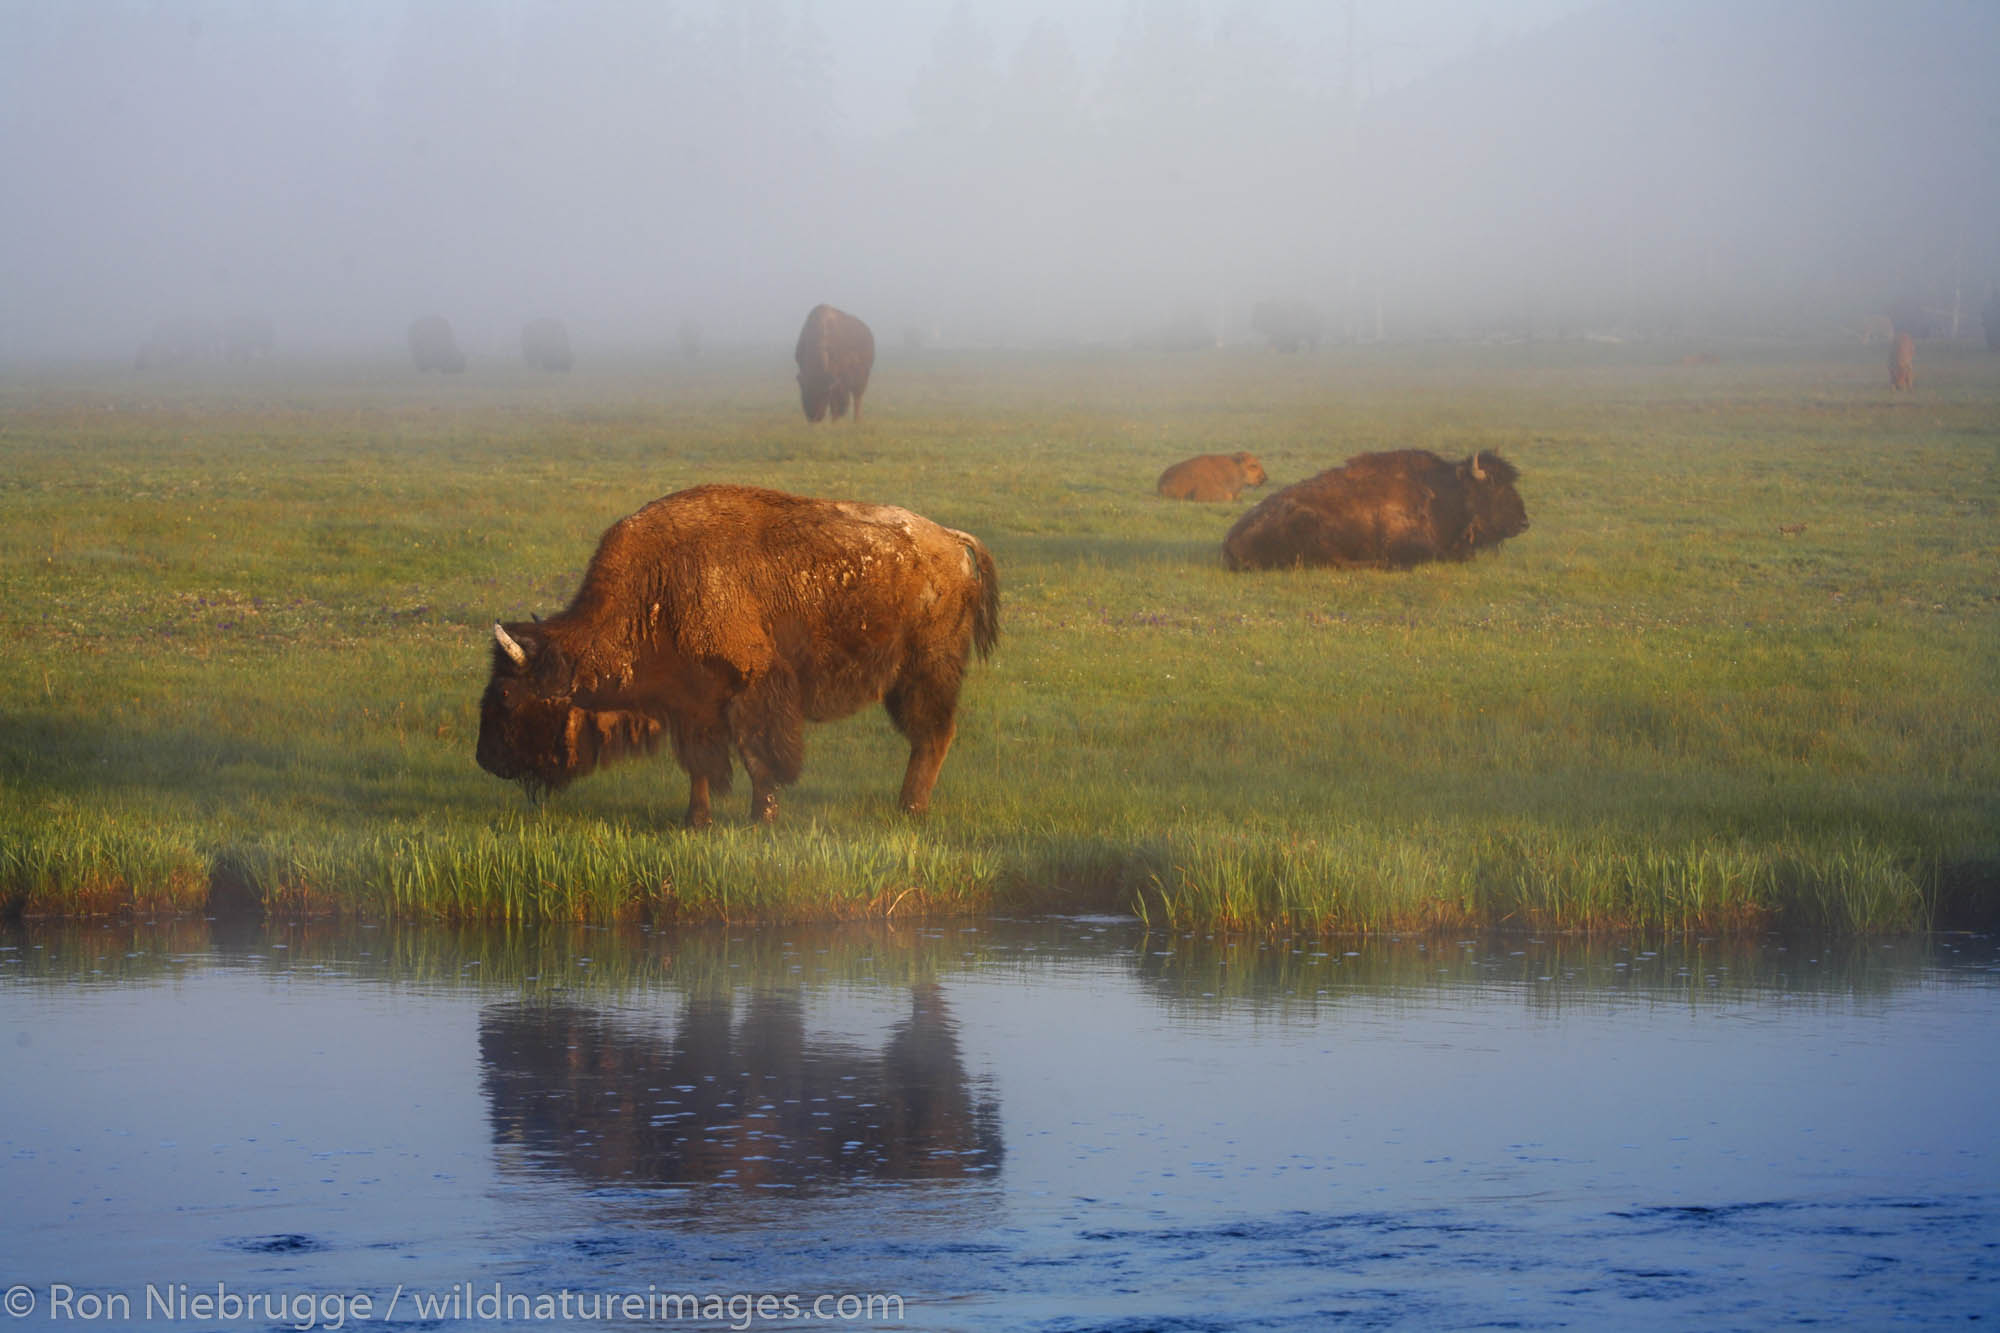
[1156,452,1269,502]
[1250,300,1324,353]
[1889,332,1914,390]
[408,315,465,374]
[1223,449,1528,572]
[520,317,573,372]
[220,313,274,362]
[1678,351,1719,366]
[134,316,216,370]
[795,304,875,422]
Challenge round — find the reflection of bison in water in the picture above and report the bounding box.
[477,484,999,826]
[479,988,1002,1191]
[1222,449,1529,571]
[795,304,875,422]
[1889,332,1914,390]
[1156,452,1269,502]
[1250,300,1324,353]
[408,315,465,373]
[520,317,573,372]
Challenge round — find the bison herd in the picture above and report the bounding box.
[471,301,1536,824]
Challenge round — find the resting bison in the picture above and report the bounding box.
[1222,449,1528,571]
[520,317,573,372]
[408,314,465,373]
[795,304,875,422]
[1890,332,1914,390]
[1156,452,1269,502]
[477,484,998,826]
[1250,300,1324,353]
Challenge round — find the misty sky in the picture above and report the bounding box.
[2,0,1993,362]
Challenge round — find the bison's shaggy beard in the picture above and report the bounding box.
[488,705,665,803]
[560,707,665,785]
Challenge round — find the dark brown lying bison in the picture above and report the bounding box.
[477,484,998,826]
[409,314,465,373]
[1156,452,1269,502]
[795,304,875,422]
[520,316,573,372]
[1222,449,1528,571]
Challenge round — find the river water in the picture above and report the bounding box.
[1,918,1994,1331]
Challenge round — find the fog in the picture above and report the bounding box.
[4,0,1995,363]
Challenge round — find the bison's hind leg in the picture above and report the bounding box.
[884,658,967,815]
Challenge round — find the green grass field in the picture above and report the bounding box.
[3,339,1994,933]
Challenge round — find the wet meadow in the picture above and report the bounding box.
[2,339,1994,933]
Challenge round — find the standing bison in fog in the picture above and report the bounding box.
[1222,449,1528,571]
[520,317,573,372]
[1889,332,1915,390]
[477,484,999,826]
[1251,300,1324,353]
[134,316,217,370]
[1156,452,1269,502]
[408,315,465,373]
[795,304,875,422]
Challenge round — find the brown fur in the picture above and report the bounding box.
[795,304,876,423]
[1890,332,1914,390]
[477,484,998,826]
[1222,449,1529,571]
[1156,452,1269,502]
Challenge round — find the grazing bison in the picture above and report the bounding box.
[1222,449,1528,572]
[408,314,465,373]
[1251,300,1324,353]
[1889,332,1914,390]
[795,304,875,422]
[1156,452,1269,502]
[792,304,872,420]
[520,316,573,372]
[477,484,998,826]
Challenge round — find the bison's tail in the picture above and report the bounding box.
[966,538,1000,660]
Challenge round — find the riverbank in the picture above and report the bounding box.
[5,343,1994,932]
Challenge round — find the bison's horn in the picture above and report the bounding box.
[493,623,529,668]
[1470,452,1488,481]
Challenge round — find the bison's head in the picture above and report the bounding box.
[1458,451,1529,551]
[476,623,660,796]
[1232,452,1269,488]
[798,372,830,423]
